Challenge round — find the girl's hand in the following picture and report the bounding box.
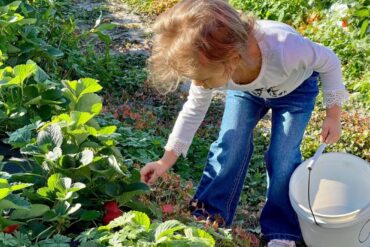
[140,160,170,185]
[320,116,341,144]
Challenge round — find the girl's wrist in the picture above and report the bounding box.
[159,149,178,169]
[325,105,341,121]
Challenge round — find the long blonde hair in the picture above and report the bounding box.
[148,0,256,94]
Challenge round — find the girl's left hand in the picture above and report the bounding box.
[320,116,341,144]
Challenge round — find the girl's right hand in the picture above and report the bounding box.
[140,160,170,185]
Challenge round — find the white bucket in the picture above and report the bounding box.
[289,152,370,247]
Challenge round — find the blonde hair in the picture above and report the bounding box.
[148,0,256,94]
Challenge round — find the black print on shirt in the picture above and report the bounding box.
[266,87,287,97]
[251,88,264,97]
[251,87,287,97]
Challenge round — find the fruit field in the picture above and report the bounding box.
[0,0,368,246]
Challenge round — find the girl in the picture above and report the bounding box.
[140,0,348,246]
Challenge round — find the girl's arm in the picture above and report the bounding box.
[164,81,214,158]
[321,105,342,144]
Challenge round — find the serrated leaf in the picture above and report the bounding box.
[10,63,37,85]
[77,78,102,97]
[7,123,36,148]
[154,220,186,241]
[20,144,42,155]
[132,211,150,230]
[105,212,135,229]
[37,124,63,148]
[38,234,71,247]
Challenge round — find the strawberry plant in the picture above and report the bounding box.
[0,60,67,137]
[78,210,216,246]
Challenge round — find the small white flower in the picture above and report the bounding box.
[45,147,62,161]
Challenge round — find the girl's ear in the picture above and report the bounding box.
[230,53,241,65]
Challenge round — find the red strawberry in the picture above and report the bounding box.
[162,204,174,214]
[103,210,122,225]
[3,224,19,234]
[103,201,120,212]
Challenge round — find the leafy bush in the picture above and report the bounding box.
[302,109,369,162]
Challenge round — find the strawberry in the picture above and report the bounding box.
[103,201,120,212]
[3,224,19,234]
[161,204,174,214]
[103,201,122,225]
[103,210,122,225]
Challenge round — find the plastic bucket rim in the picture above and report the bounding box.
[289,152,370,226]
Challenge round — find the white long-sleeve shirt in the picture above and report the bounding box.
[165,20,349,157]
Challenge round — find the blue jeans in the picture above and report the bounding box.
[188,72,319,242]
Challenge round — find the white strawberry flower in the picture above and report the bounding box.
[45,147,62,161]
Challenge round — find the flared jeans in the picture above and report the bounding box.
[189,72,319,241]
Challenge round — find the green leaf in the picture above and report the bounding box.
[37,124,63,148]
[10,63,37,85]
[354,9,369,18]
[98,126,117,135]
[105,212,135,229]
[47,173,64,192]
[10,204,50,220]
[20,144,42,155]
[71,111,94,127]
[37,187,53,198]
[132,211,150,230]
[44,46,64,58]
[0,232,18,246]
[96,23,117,31]
[17,18,36,25]
[360,19,369,38]
[38,234,71,247]
[107,155,124,175]
[0,178,9,188]
[0,194,31,210]
[0,188,10,200]
[6,123,36,148]
[75,93,102,113]
[10,182,33,192]
[154,220,186,241]
[80,210,101,221]
[77,78,102,97]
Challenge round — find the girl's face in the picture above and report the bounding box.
[191,62,237,89]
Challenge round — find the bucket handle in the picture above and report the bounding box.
[359,219,370,244]
[306,143,327,226]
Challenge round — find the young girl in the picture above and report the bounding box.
[140,0,348,246]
